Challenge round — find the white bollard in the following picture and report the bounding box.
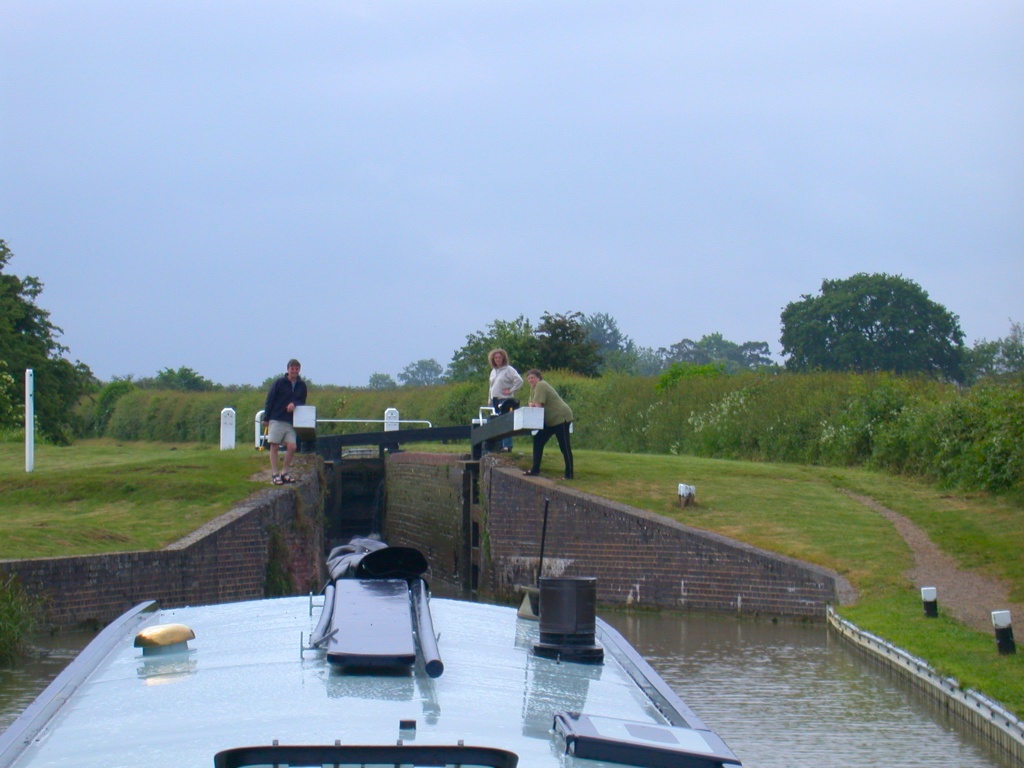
[992,610,1016,655]
[921,587,938,617]
[678,483,696,507]
[220,408,236,450]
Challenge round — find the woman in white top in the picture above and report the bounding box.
[488,348,524,452]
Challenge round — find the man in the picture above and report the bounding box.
[262,358,307,485]
[523,369,574,480]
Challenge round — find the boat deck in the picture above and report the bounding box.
[2,595,739,767]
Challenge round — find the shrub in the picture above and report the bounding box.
[0,574,37,664]
[92,374,1024,495]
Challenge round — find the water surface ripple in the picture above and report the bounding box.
[605,611,1014,768]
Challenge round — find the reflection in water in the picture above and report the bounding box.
[0,629,96,732]
[604,611,1015,768]
[136,652,198,685]
[521,650,602,740]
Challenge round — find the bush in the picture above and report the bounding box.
[0,573,37,664]
[90,374,1024,495]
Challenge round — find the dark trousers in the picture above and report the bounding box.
[531,421,573,478]
[492,397,516,450]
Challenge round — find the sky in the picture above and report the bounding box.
[2,1,1022,387]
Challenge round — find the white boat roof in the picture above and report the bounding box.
[1,594,739,767]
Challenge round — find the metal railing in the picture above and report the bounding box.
[254,409,432,450]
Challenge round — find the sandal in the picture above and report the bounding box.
[271,474,285,485]
[281,473,296,484]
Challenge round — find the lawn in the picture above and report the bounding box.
[0,440,272,558]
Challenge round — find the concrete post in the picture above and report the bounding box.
[220,408,236,450]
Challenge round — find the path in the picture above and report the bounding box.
[846,492,1021,634]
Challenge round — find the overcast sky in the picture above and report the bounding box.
[2,1,1021,387]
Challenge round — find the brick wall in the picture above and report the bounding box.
[4,453,850,629]
[484,466,847,617]
[0,472,324,630]
[383,452,468,585]
[386,454,850,618]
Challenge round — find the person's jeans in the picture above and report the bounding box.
[492,397,517,451]
[531,421,573,478]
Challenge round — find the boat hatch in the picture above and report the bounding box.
[213,743,518,767]
[554,712,742,768]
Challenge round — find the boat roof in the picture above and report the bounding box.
[1,595,740,767]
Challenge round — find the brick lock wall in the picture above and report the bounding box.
[0,472,324,630]
[384,455,848,618]
[4,453,848,629]
[383,452,467,585]
[484,467,845,617]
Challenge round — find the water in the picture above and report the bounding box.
[605,610,1016,768]
[1,611,1015,767]
[0,628,96,733]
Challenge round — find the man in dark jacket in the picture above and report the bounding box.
[262,358,307,484]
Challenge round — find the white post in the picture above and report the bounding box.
[384,408,400,432]
[255,410,265,449]
[25,368,34,472]
[220,407,236,450]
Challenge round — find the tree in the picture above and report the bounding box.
[446,316,538,383]
[0,239,94,443]
[367,372,397,390]
[582,312,663,375]
[780,273,965,381]
[397,358,444,387]
[966,320,1024,383]
[152,366,217,391]
[535,311,600,376]
[0,360,17,431]
[661,332,774,373]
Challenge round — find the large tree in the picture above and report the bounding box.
[367,372,397,390]
[534,311,600,376]
[660,332,774,373]
[780,273,965,381]
[445,316,538,383]
[152,366,217,391]
[582,312,663,375]
[966,320,1024,383]
[0,239,94,442]
[397,358,445,387]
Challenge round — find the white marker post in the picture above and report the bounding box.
[220,408,236,450]
[25,368,35,472]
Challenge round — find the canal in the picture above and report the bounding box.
[1,607,1015,767]
[605,610,1015,768]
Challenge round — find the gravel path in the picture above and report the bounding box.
[845,492,1022,633]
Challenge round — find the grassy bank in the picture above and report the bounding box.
[0,440,270,558]
[1,439,1021,716]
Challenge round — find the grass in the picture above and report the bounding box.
[0,440,272,558]
[2,439,1021,716]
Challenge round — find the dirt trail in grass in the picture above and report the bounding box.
[846,492,1022,634]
